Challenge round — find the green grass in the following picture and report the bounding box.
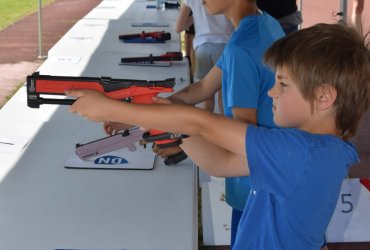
[0,0,54,30]
[0,81,24,109]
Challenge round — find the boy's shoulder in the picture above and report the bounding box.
[248,126,357,156]
[238,12,282,30]
[232,13,284,47]
[247,126,359,177]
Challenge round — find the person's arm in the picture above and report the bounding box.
[180,135,248,177]
[102,63,222,136]
[103,121,134,135]
[175,4,193,33]
[168,65,222,105]
[352,0,364,34]
[66,90,249,177]
[178,107,256,176]
[174,106,256,175]
[232,108,257,125]
[152,67,223,159]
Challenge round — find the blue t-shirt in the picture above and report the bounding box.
[233,126,359,250]
[216,12,285,211]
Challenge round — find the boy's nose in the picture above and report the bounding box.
[268,84,277,98]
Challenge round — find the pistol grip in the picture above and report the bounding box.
[164,151,188,165]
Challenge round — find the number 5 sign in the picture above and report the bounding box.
[326,178,370,242]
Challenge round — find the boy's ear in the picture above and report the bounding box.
[316,84,337,111]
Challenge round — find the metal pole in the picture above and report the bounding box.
[37,0,45,59]
[339,0,348,24]
[298,0,303,30]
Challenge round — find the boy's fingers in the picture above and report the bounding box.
[152,96,171,104]
[65,89,85,98]
[69,104,78,114]
[139,126,149,132]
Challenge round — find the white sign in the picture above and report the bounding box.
[64,144,155,170]
[326,178,370,242]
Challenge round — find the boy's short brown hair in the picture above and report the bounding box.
[264,23,370,140]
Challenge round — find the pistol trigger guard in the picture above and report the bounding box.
[142,132,189,149]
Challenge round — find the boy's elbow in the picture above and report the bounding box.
[207,169,242,178]
[212,171,227,178]
[175,26,183,33]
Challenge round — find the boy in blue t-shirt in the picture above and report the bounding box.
[67,23,370,249]
[150,1,285,245]
[105,1,284,244]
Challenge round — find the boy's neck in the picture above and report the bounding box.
[225,1,259,29]
[300,114,340,138]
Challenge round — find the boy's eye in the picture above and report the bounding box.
[279,82,288,87]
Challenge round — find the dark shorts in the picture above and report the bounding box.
[185,24,195,35]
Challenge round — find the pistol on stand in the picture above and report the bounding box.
[119,31,171,43]
[120,52,183,66]
[164,1,180,9]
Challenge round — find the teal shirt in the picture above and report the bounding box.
[216,12,284,211]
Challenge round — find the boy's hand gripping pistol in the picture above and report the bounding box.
[26,72,188,164]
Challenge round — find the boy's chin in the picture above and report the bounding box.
[205,9,221,16]
[273,118,283,127]
[202,2,219,15]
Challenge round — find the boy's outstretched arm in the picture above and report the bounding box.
[66,89,249,177]
[181,135,249,177]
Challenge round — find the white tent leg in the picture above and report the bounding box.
[37,0,46,59]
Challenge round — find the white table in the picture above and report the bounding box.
[49,0,180,57]
[0,0,198,249]
[48,18,180,57]
[0,119,196,250]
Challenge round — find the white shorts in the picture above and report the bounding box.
[194,43,226,81]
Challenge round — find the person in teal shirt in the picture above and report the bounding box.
[215,9,284,246]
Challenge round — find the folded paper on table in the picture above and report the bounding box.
[0,138,29,153]
[48,56,82,64]
[131,22,169,27]
[0,121,41,153]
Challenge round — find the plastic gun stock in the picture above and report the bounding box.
[76,128,143,160]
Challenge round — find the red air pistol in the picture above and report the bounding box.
[26,72,187,149]
[121,51,183,64]
[119,31,171,42]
